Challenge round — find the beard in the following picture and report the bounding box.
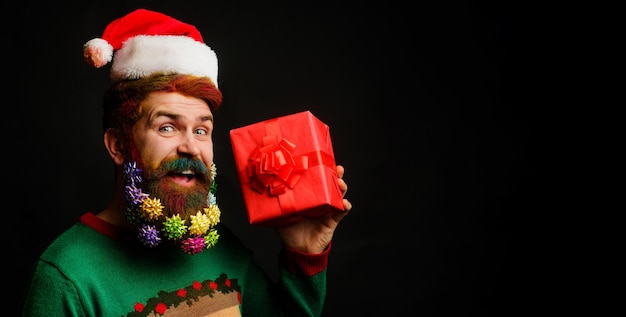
[141,157,212,222]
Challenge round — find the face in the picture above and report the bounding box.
[131,92,215,219]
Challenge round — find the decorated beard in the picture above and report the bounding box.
[123,157,220,255]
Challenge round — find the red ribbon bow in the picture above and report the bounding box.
[246,136,308,196]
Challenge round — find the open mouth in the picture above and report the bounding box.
[168,169,196,186]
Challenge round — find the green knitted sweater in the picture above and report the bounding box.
[20,212,329,316]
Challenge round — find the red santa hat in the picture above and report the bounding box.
[83,9,219,87]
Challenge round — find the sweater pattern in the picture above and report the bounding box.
[125,273,241,317]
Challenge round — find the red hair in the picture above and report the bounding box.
[103,72,222,131]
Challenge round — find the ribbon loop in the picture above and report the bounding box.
[246,133,308,196]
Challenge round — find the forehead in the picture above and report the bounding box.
[139,92,212,117]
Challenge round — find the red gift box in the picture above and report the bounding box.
[229,110,344,227]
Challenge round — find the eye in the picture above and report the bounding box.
[194,128,209,135]
[159,125,175,133]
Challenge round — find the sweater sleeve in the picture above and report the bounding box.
[281,242,331,276]
[239,243,331,317]
[277,244,331,317]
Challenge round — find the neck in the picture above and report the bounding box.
[96,170,133,229]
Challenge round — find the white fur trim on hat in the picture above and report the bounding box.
[111,35,218,86]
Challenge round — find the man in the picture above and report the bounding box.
[20,8,352,317]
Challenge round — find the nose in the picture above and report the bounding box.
[177,132,201,157]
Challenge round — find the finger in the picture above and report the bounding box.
[337,178,348,196]
[343,198,352,212]
[336,165,345,178]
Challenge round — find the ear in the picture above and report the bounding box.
[104,128,126,166]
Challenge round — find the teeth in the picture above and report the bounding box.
[181,170,194,175]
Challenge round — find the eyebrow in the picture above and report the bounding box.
[151,111,214,123]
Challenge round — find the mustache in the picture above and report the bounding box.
[145,157,210,181]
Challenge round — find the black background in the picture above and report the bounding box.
[7,0,541,315]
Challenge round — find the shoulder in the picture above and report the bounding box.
[37,219,107,271]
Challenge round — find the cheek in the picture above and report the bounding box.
[133,137,175,169]
[201,147,214,166]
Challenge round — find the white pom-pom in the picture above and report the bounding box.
[83,38,113,68]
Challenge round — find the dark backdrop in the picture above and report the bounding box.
[7,0,539,316]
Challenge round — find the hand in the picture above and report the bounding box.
[275,165,352,254]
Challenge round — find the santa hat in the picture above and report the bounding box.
[83,9,219,87]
